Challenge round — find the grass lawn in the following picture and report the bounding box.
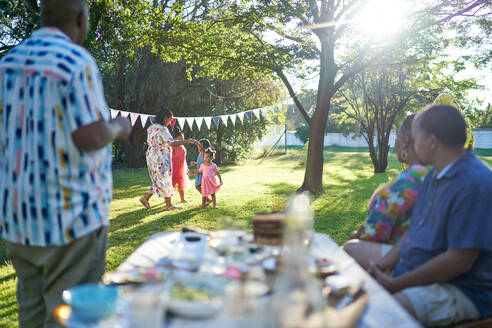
[1,149,491,326]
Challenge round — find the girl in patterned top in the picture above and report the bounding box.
[343,114,429,270]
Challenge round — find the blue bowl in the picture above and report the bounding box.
[62,284,118,322]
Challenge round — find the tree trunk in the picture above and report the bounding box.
[298,37,336,194]
[215,125,224,164]
[124,127,146,168]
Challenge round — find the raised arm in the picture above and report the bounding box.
[72,117,131,151]
[170,138,194,147]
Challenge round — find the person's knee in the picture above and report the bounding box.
[342,239,360,256]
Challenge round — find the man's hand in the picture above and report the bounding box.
[112,117,131,139]
[369,261,401,293]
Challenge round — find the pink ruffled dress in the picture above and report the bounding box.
[199,163,221,197]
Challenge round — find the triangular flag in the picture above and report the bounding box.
[130,113,139,126]
[237,112,245,124]
[229,114,236,126]
[245,111,253,121]
[220,115,228,126]
[195,117,204,131]
[261,107,269,119]
[150,116,155,124]
[176,117,185,129]
[120,111,130,118]
[140,114,149,128]
[110,109,119,119]
[185,117,195,129]
[253,108,261,120]
[213,116,220,127]
[204,117,212,129]
[170,118,177,130]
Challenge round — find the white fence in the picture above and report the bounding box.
[255,125,492,149]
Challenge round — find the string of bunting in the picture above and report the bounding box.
[109,105,278,130]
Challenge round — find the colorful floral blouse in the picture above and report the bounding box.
[359,164,429,244]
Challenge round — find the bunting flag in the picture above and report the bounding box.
[107,104,277,131]
[213,116,220,127]
[195,117,204,129]
[110,109,118,119]
[252,108,261,120]
[204,117,212,129]
[237,112,245,124]
[185,117,195,129]
[140,114,149,128]
[130,113,139,126]
[177,117,186,129]
[261,107,269,119]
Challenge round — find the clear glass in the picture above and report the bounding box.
[263,193,326,328]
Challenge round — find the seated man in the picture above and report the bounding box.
[369,104,492,327]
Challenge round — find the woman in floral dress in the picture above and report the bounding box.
[140,109,195,211]
[343,114,429,269]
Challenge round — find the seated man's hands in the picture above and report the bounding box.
[369,261,400,293]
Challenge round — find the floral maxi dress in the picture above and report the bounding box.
[146,124,174,198]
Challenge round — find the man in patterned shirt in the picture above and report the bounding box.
[0,0,131,326]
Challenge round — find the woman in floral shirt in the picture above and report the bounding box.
[140,109,195,211]
[343,114,429,269]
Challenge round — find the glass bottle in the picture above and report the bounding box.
[264,193,326,328]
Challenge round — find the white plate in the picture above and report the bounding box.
[167,299,221,319]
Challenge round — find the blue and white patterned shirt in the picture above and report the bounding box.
[0,28,112,246]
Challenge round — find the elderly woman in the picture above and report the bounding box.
[343,114,429,269]
[140,109,195,211]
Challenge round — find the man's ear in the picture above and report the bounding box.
[76,11,85,29]
[428,134,439,151]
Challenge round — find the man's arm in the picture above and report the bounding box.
[374,231,407,274]
[72,117,131,151]
[371,248,479,293]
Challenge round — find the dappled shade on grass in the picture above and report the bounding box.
[0,149,490,326]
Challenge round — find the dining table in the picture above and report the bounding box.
[114,231,422,328]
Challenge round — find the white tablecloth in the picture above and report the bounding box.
[118,232,421,328]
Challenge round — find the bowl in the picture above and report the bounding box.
[62,283,118,322]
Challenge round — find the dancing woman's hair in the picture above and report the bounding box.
[155,108,173,125]
[204,148,216,160]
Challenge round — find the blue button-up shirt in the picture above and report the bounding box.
[394,149,492,318]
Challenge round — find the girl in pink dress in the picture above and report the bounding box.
[189,148,223,209]
[172,130,190,203]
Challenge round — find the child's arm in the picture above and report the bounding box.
[188,170,199,175]
[215,168,223,185]
[190,161,197,167]
[193,140,205,153]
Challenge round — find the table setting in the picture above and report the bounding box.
[54,194,421,328]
